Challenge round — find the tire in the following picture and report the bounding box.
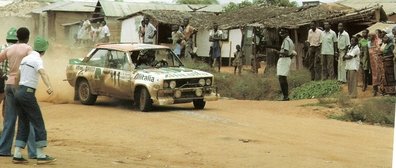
[77,79,97,105]
[193,99,206,110]
[137,88,152,112]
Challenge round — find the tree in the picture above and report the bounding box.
[175,0,219,4]
[223,0,297,12]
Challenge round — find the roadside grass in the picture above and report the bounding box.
[329,97,396,126]
[182,59,311,100]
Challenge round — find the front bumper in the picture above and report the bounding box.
[153,86,219,105]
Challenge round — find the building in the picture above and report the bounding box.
[30,1,96,43]
[93,0,223,43]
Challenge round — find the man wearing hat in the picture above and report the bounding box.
[0,28,17,118]
[277,28,295,101]
[0,27,36,159]
[13,36,55,164]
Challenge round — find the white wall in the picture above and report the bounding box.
[120,15,143,43]
[196,28,242,59]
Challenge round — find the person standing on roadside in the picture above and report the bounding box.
[99,21,110,43]
[13,36,55,164]
[232,44,244,75]
[209,22,223,72]
[359,29,370,91]
[180,17,197,58]
[320,22,337,80]
[143,16,157,45]
[0,27,36,159]
[306,21,322,80]
[337,23,350,83]
[344,36,360,98]
[0,28,17,118]
[277,29,295,101]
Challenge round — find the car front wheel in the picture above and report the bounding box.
[78,79,97,105]
[193,99,206,109]
[137,88,152,112]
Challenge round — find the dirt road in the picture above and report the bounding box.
[0,97,392,168]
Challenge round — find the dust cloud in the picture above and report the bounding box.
[36,42,89,104]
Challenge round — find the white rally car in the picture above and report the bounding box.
[66,43,218,111]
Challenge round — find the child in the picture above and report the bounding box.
[232,45,244,75]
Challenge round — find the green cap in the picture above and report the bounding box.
[6,27,17,41]
[33,36,49,52]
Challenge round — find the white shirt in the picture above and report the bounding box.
[144,23,157,44]
[99,25,110,39]
[19,51,43,89]
[345,45,360,70]
[209,29,223,46]
[320,29,337,55]
[307,28,322,46]
[337,31,350,50]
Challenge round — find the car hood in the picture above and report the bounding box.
[137,67,213,80]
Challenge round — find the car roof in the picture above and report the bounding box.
[95,43,169,52]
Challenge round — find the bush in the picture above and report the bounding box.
[290,80,341,100]
[341,97,396,126]
[183,59,311,100]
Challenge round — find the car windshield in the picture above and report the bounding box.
[131,48,183,68]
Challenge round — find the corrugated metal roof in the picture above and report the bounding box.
[31,1,96,14]
[98,0,223,17]
[338,0,396,14]
[356,22,396,35]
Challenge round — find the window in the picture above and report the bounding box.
[131,49,182,68]
[87,49,108,67]
[108,50,130,70]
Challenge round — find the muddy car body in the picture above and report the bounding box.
[66,43,218,111]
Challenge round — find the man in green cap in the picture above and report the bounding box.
[0,27,36,160]
[0,27,17,118]
[13,36,55,164]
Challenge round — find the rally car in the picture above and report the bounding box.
[66,43,218,111]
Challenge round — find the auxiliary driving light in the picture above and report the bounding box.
[198,79,205,86]
[170,81,177,89]
[195,88,203,97]
[205,79,212,86]
[174,90,182,98]
[163,81,169,88]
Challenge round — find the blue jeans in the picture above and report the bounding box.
[15,85,47,148]
[0,85,36,157]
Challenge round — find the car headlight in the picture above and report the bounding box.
[195,88,203,96]
[174,90,182,98]
[170,81,177,89]
[198,79,205,86]
[163,81,169,88]
[206,79,212,86]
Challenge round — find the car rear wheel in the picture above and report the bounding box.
[137,88,152,112]
[78,79,97,105]
[193,99,206,109]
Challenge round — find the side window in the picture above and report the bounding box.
[87,49,108,67]
[108,50,129,70]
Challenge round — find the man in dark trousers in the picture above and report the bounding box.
[13,36,55,164]
[277,28,295,101]
[306,21,322,80]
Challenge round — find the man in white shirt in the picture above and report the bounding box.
[320,22,337,80]
[337,23,350,83]
[306,21,322,80]
[143,17,157,44]
[343,36,360,98]
[209,23,223,72]
[13,36,55,164]
[99,21,110,43]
